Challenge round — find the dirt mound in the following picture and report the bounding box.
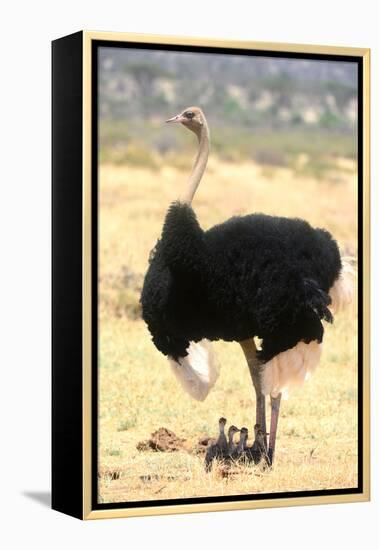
[137,427,186,452]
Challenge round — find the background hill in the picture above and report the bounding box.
[98,47,358,174]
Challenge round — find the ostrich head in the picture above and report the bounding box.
[218,417,227,434]
[165,106,210,205]
[240,427,248,440]
[166,106,207,139]
[228,425,240,438]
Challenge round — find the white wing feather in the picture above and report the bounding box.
[168,340,219,401]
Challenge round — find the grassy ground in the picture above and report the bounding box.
[98,155,358,504]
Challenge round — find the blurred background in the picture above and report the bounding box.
[98,46,358,504]
[99,47,357,177]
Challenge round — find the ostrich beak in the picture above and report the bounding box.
[165,114,183,123]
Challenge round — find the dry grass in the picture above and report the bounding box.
[98,156,358,504]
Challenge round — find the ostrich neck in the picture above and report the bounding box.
[237,436,246,452]
[181,124,210,205]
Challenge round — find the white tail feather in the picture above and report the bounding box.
[329,257,356,314]
[262,258,355,398]
[168,339,219,401]
[262,341,322,398]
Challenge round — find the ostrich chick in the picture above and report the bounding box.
[246,425,270,464]
[233,427,249,459]
[227,425,240,456]
[204,417,228,472]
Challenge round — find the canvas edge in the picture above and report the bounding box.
[52,30,84,520]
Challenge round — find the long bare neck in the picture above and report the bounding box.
[237,434,247,452]
[181,123,210,205]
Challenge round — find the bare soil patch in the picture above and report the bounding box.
[137,427,186,452]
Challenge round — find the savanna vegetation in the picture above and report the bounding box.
[98,158,357,503]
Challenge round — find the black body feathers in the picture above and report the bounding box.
[141,202,342,362]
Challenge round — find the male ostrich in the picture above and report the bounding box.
[141,106,354,465]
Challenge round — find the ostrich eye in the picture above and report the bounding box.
[184,111,195,119]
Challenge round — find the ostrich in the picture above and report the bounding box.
[204,417,228,471]
[141,106,354,466]
[227,425,241,456]
[235,427,249,457]
[245,425,270,465]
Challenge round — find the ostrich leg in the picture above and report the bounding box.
[239,339,267,450]
[268,393,282,466]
